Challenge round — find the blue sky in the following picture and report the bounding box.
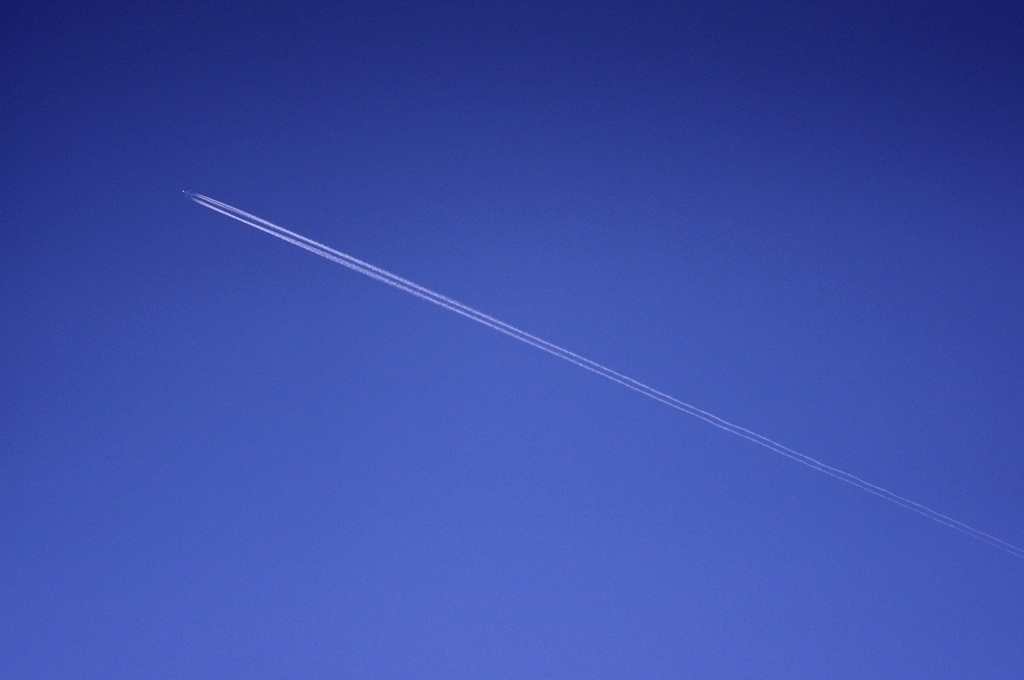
[3,2,1023,677]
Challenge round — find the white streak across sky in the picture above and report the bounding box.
[187,191,1023,560]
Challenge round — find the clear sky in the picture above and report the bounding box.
[3,2,1023,677]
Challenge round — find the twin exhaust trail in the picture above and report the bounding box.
[187,191,1023,560]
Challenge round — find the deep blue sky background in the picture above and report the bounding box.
[3,2,1023,677]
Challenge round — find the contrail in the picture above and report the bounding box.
[187,191,1024,560]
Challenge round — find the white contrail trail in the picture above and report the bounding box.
[186,191,1024,560]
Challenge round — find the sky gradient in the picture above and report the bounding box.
[3,2,1023,677]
